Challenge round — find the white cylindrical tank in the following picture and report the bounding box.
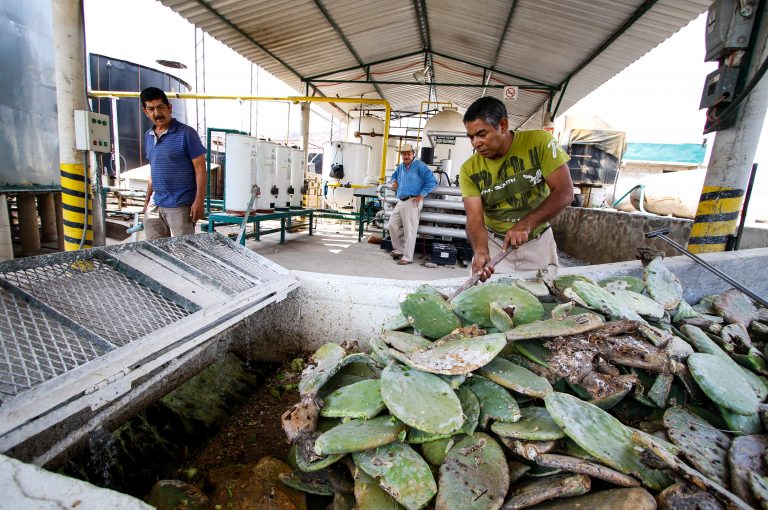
[290,148,305,208]
[323,141,372,185]
[422,107,474,183]
[224,134,257,213]
[275,145,291,209]
[255,139,277,210]
[353,115,390,184]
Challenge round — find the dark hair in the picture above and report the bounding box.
[140,87,170,108]
[463,96,507,128]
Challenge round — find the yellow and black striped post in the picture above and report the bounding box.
[60,163,93,250]
[688,186,744,254]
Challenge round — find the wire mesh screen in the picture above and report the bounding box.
[0,288,110,399]
[153,238,258,293]
[0,251,193,347]
[189,234,285,284]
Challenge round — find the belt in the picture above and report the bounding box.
[488,224,550,241]
[399,195,417,201]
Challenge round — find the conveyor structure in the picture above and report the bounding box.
[0,233,298,465]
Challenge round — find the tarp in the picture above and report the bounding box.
[623,143,706,164]
[568,129,627,160]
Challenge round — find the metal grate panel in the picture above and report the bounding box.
[153,238,258,293]
[0,252,192,346]
[189,234,285,284]
[0,289,110,399]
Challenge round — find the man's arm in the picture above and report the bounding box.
[502,164,574,251]
[189,155,207,222]
[143,173,153,214]
[463,196,495,281]
[413,164,437,203]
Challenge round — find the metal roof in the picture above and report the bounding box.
[159,0,710,127]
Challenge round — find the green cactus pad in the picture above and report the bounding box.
[688,353,758,416]
[489,301,515,332]
[513,278,553,300]
[294,432,345,472]
[491,406,564,440]
[713,288,759,329]
[599,275,645,294]
[721,407,763,436]
[463,375,521,427]
[571,280,645,322]
[354,469,402,510]
[382,330,432,352]
[399,290,461,339]
[421,437,456,466]
[511,340,550,367]
[610,289,665,319]
[647,373,674,408]
[525,488,657,510]
[314,415,406,455]
[279,470,335,496]
[502,473,591,509]
[408,385,480,443]
[476,356,553,398]
[544,392,672,490]
[502,312,604,343]
[435,433,509,510]
[320,379,385,419]
[673,300,701,322]
[388,332,506,375]
[657,483,723,510]
[749,473,768,510]
[353,442,436,510]
[452,282,544,327]
[380,364,463,435]
[729,435,768,507]
[553,274,596,294]
[383,312,412,331]
[644,257,683,310]
[299,343,347,396]
[663,406,731,486]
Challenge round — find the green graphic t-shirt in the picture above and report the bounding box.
[459,129,570,236]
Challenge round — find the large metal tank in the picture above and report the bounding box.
[89,54,191,173]
[274,146,291,209]
[224,135,276,212]
[290,148,305,208]
[322,141,371,209]
[421,107,474,184]
[0,0,59,190]
[256,140,277,210]
[351,115,394,184]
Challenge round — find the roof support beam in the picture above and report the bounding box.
[305,51,425,81]
[430,50,553,88]
[309,79,552,89]
[312,0,387,100]
[558,0,660,88]
[490,0,520,70]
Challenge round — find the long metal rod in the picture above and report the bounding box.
[734,163,758,250]
[645,228,768,308]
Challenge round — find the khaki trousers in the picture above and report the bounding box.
[478,227,559,273]
[387,199,423,262]
[144,205,195,240]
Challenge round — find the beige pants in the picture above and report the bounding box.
[478,227,559,273]
[144,205,195,240]
[387,199,423,262]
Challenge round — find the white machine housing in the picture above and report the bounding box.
[421,107,474,184]
[224,134,276,213]
[290,148,305,208]
[275,145,292,209]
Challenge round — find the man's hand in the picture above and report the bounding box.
[502,220,534,251]
[392,181,398,191]
[411,195,423,204]
[190,199,204,223]
[471,250,494,282]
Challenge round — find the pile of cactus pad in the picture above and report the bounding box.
[280,257,768,510]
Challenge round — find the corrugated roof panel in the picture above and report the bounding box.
[158,0,710,119]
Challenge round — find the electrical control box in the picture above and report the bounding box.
[74,110,111,153]
[705,0,756,62]
[700,66,739,109]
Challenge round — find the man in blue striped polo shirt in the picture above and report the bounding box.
[140,87,207,239]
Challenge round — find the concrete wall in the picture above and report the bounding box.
[551,206,768,264]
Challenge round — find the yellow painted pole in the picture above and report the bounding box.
[89,92,393,185]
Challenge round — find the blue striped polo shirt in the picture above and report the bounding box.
[144,119,206,207]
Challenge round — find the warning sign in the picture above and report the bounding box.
[433,135,456,145]
[503,86,519,101]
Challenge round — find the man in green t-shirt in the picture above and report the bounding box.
[459,97,574,280]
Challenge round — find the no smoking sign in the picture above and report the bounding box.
[503,86,519,101]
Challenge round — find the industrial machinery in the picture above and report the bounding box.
[289,148,306,208]
[224,134,277,213]
[322,141,372,209]
[275,146,292,209]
